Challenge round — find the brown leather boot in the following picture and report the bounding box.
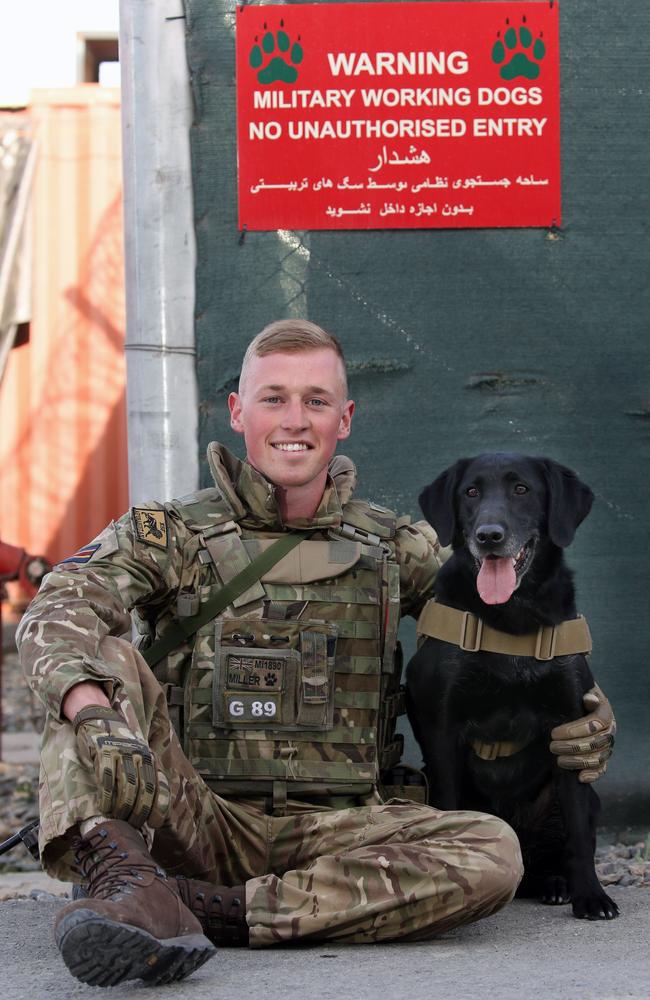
[54,821,216,986]
[176,875,249,946]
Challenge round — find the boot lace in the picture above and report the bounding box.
[177,877,247,946]
[73,828,166,900]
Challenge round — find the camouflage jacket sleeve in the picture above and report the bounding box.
[16,504,185,720]
[395,518,451,619]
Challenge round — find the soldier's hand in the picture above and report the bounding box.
[550,684,616,783]
[73,705,169,828]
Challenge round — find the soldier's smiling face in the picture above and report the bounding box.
[228,348,354,496]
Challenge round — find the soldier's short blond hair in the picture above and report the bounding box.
[239,319,348,397]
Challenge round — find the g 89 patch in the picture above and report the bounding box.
[225,693,279,722]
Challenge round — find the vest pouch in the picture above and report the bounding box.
[211,618,337,732]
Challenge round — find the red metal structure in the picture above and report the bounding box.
[0,540,51,594]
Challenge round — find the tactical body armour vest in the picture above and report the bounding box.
[144,481,405,803]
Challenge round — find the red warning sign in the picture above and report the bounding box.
[236,2,561,229]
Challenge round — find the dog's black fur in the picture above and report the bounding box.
[405,453,618,920]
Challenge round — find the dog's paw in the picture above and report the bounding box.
[540,875,571,906]
[572,889,619,920]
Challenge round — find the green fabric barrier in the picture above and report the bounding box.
[183,0,650,824]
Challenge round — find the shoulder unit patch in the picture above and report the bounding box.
[132,507,169,549]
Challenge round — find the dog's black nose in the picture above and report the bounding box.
[476,524,506,544]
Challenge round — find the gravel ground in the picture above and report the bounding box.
[1,647,42,874]
[2,646,649,894]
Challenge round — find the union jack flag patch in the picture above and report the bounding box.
[60,543,101,565]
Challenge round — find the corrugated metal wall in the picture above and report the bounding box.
[0,88,128,599]
[183,0,650,825]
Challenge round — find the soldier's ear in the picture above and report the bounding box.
[228,392,244,434]
[336,399,355,440]
[538,458,594,547]
[419,460,469,547]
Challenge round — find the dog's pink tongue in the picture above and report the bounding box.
[477,557,517,605]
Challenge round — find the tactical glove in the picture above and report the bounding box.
[549,684,616,783]
[73,705,169,828]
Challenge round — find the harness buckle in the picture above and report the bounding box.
[340,522,381,547]
[459,612,483,652]
[535,625,557,661]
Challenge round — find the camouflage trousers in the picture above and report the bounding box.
[38,637,523,947]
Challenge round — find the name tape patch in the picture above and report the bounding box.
[226,654,285,692]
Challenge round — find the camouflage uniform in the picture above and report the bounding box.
[17,443,523,946]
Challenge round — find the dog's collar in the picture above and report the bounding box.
[416,600,592,661]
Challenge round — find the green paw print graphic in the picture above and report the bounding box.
[492,17,546,81]
[249,21,304,85]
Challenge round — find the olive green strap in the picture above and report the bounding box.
[417,600,592,660]
[142,530,310,668]
[72,705,125,734]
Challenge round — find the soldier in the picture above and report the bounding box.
[17,320,615,988]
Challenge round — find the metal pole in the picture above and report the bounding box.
[0,139,37,384]
[119,0,199,505]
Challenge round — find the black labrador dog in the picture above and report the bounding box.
[405,453,618,920]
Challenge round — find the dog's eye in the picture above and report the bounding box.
[466,486,479,498]
[514,484,529,495]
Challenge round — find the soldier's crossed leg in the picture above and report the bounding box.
[246,803,522,946]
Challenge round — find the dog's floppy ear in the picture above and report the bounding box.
[540,459,594,547]
[419,460,470,547]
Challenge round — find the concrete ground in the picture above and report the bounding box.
[0,886,646,1000]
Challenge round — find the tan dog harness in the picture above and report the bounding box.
[417,601,592,660]
[416,600,593,760]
